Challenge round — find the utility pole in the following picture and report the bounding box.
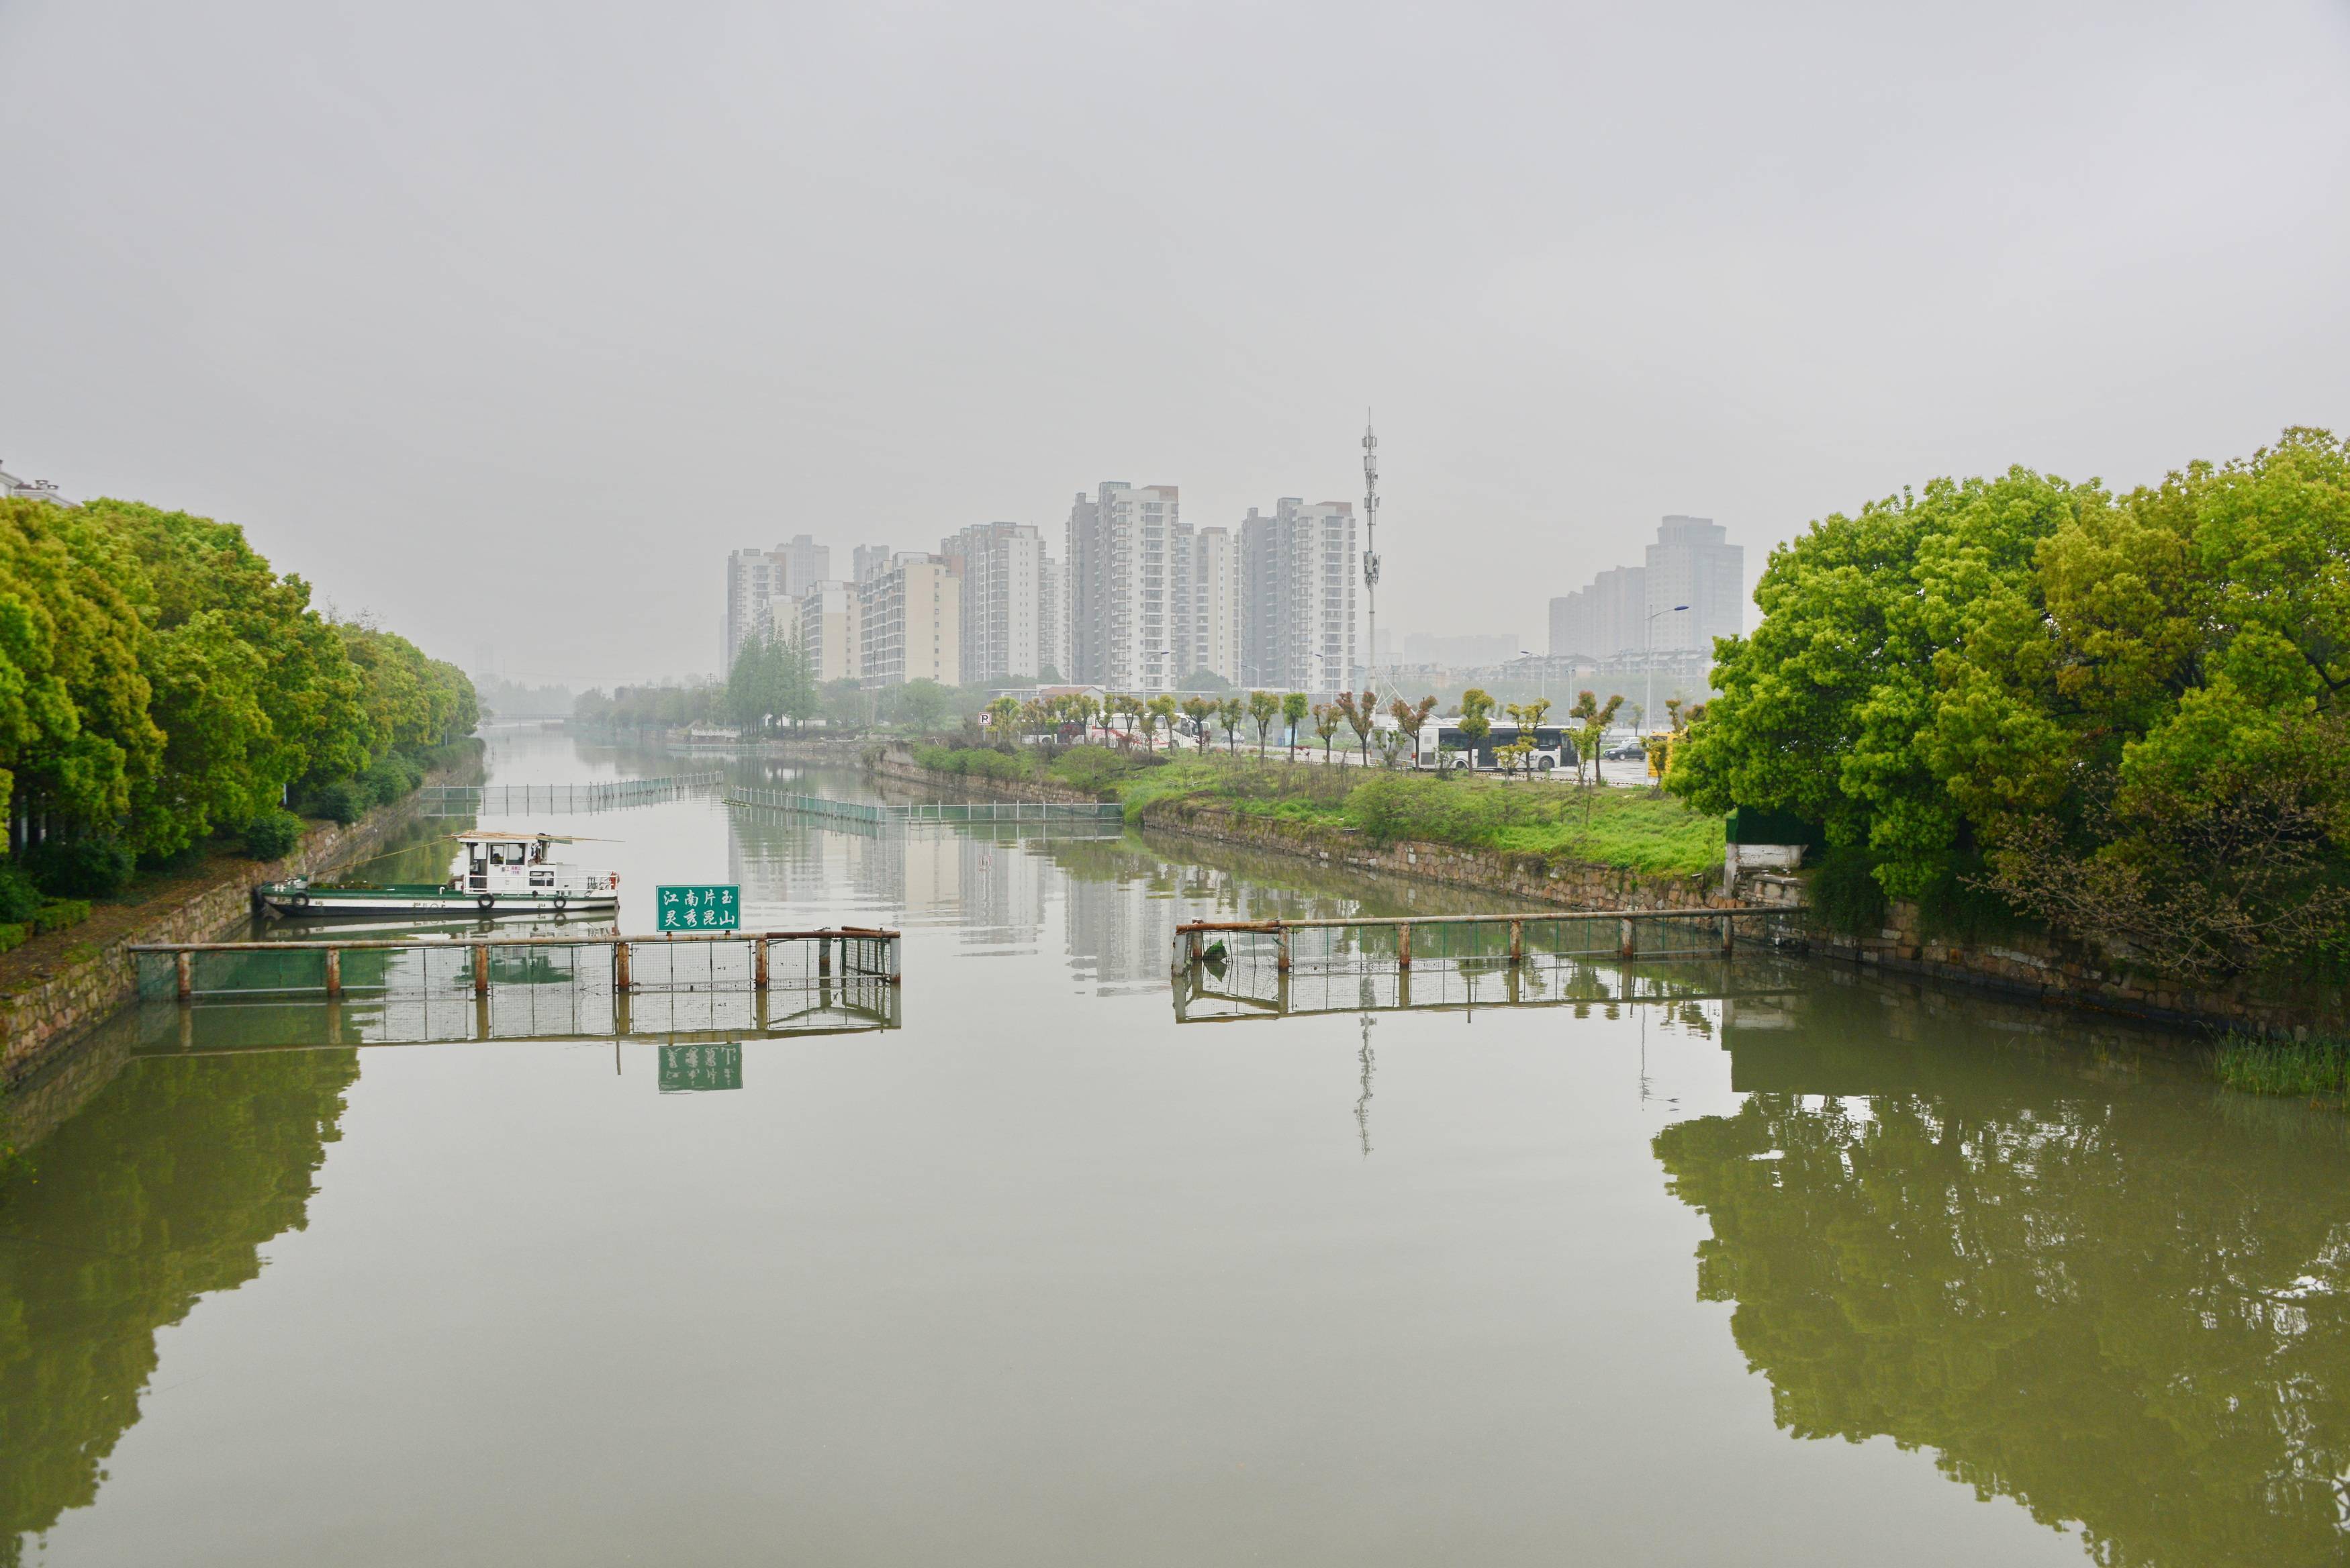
[1362,417,1381,698]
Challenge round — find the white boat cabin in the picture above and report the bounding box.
[450,831,619,898]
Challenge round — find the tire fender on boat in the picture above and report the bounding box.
[477,895,495,912]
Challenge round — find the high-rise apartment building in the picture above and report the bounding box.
[1066,482,1182,694]
[724,538,833,670]
[941,522,1049,687]
[1547,516,1742,658]
[1239,499,1357,692]
[852,544,894,584]
[779,581,860,685]
[1038,554,1067,680]
[857,553,960,687]
[1187,526,1240,685]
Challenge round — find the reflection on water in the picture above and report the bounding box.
[1656,985,2350,1567]
[8,728,2350,1566]
[0,1051,358,1565]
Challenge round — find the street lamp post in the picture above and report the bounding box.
[1644,605,1690,737]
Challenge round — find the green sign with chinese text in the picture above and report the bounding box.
[655,883,739,931]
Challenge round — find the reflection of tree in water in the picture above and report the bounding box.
[1654,1014,2350,1567]
[0,1050,359,1565]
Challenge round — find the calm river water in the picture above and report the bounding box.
[4,727,2347,1566]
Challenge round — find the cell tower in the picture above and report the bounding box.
[1362,416,1381,695]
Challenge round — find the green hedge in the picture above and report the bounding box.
[31,900,91,934]
[0,923,28,955]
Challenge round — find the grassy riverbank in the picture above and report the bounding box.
[911,744,1725,877]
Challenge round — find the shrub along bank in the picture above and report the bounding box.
[1,495,475,903]
[1670,428,2350,989]
[907,744,1724,878]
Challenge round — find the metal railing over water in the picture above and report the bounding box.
[1170,908,1805,1021]
[420,773,724,817]
[728,788,1125,826]
[125,928,901,1046]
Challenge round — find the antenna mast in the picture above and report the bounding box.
[1362,415,1380,696]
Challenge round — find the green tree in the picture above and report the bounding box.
[1181,696,1215,752]
[1146,694,1178,754]
[1219,695,1246,753]
[1313,701,1342,761]
[1247,690,1280,758]
[1564,691,1622,790]
[1455,687,1495,767]
[1388,695,1437,767]
[1280,691,1308,761]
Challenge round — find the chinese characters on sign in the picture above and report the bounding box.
[658,1042,743,1093]
[654,883,741,932]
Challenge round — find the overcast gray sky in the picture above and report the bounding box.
[5,0,2347,685]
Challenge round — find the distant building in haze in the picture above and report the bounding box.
[1548,517,1742,660]
[724,536,834,671]
[1186,525,1241,686]
[1401,631,1521,667]
[941,522,1050,687]
[857,552,960,687]
[1066,482,1184,695]
[1239,498,1357,693]
[777,581,860,685]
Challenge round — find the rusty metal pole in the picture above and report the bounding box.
[324,946,342,997]
[473,942,489,996]
[755,937,769,990]
[818,935,833,977]
[614,940,632,991]
[1276,924,1292,974]
[175,950,192,1001]
[1397,923,1412,969]
[1508,920,1523,966]
[1619,918,1637,961]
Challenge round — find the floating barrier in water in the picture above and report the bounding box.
[727,789,1125,831]
[419,773,724,817]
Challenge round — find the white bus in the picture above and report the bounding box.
[1412,723,1574,773]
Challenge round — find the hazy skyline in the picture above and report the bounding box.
[5,0,2347,685]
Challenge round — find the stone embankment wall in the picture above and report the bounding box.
[1,784,453,1078]
[1795,896,2345,1040]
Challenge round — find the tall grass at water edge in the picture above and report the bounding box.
[2211,1033,2350,1101]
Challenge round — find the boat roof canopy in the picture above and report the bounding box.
[455,830,579,844]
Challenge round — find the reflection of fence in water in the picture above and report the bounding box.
[1172,910,1804,1021]
[125,973,902,1050]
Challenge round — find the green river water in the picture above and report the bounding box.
[3,727,2346,1566]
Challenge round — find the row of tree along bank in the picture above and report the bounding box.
[0,495,477,920]
[1668,426,2349,995]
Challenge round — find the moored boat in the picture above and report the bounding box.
[255,830,621,920]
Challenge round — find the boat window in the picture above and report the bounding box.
[491,842,528,867]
